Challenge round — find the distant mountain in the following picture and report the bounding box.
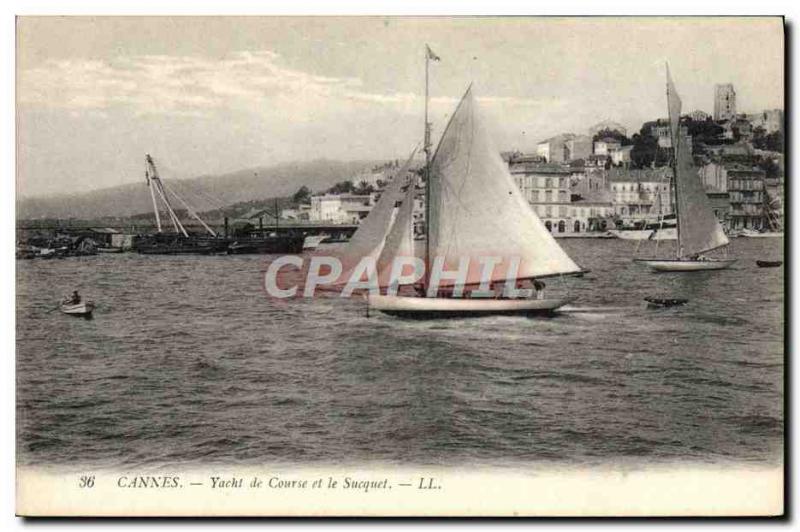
[17,159,387,220]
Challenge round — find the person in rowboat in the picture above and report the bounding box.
[68,290,81,305]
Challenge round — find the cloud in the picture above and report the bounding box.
[18,50,558,122]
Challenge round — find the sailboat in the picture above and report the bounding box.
[633,66,736,272]
[366,85,584,318]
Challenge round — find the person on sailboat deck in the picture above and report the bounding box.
[533,279,546,300]
[513,279,533,298]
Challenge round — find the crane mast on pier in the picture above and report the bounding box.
[144,154,217,238]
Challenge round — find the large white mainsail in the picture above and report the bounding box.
[427,86,581,285]
[335,148,417,278]
[666,67,729,258]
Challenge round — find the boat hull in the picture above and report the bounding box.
[634,258,736,272]
[302,235,329,250]
[135,237,230,255]
[368,294,577,318]
[60,301,95,316]
[742,233,784,238]
[739,229,784,238]
[609,228,676,241]
[226,235,305,254]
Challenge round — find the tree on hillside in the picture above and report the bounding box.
[682,117,724,147]
[326,181,355,194]
[630,122,671,169]
[757,157,781,179]
[353,180,375,195]
[592,128,631,146]
[765,130,784,152]
[752,126,767,150]
[292,185,312,204]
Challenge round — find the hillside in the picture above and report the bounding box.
[17,159,386,220]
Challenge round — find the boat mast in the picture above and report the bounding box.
[145,154,189,237]
[145,165,162,233]
[274,197,280,234]
[423,44,432,293]
[666,65,683,259]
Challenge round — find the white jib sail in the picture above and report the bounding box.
[336,148,417,277]
[377,174,420,289]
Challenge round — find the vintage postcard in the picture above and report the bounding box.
[15,16,784,516]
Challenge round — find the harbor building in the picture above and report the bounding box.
[586,154,610,168]
[508,161,572,233]
[569,199,615,232]
[350,161,400,188]
[569,168,615,232]
[593,138,622,156]
[747,109,784,134]
[281,205,311,221]
[535,133,575,163]
[727,165,768,231]
[607,167,673,223]
[610,145,633,166]
[714,83,737,121]
[652,120,690,149]
[565,135,593,161]
[699,162,728,193]
[309,193,374,224]
[707,192,732,227]
[509,159,613,234]
[688,109,710,121]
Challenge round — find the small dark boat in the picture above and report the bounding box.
[756,260,782,268]
[644,297,688,308]
[226,235,305,254]
[135,234,230,255]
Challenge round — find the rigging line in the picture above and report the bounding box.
[169,179,227,214]
[165,180,215,213]
[159,184,188,237]
[161,179,202,215]
[167,170,230,213]
[161,181,217,237]
[152,179,186,236]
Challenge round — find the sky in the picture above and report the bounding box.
[16,16,784,198]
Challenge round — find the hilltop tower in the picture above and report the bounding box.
[714,83,736,121]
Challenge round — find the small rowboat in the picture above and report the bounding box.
[302,234,329,251]
[756,260,783,268]
[60,300,95,317]
[644,297,688,308]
